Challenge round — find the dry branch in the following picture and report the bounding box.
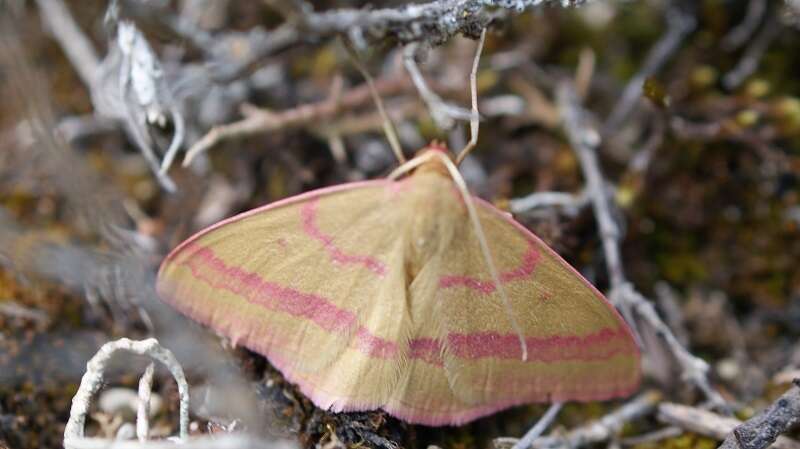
[497,391,662,449]
[64,338,189,449]
[211,0,590,81]
[719,383,800,449]
[658,402,800,449]
[183,75,411,164]
[722,12,782,89]
[603,6,696,132]
[557,80,726,408]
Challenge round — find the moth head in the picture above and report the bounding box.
[410,142,455,177]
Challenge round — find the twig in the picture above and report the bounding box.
[213,0,588,81]
[35,0,101,89]
[136,363,155,443]
[625,108,666,176]
[36,0,181,191]
[603,6,696,133]
[497,391,662,449]
[658,402,800,449]
[722,0,768,51]
[512,402,564,449]
[719,382,800,449]
[618,426,683,446]
[509,190,588,215]
[722,13,782,89]
[558,82,626,289]
[64,338,189,449]
[557,80,727,408]
[0,300,51,326]
[403,42,473,131]
[183,74,455,165]
[60,434,282,449]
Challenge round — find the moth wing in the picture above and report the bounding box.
[433,197,640,417]
[156,180,413,412]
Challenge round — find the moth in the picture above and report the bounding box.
[156,31,640,426]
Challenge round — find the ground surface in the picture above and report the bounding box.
[1,1,799,448]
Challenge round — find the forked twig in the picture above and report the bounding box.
[557,81,726,408]
[64,338,189,449]
[403,43,473,131]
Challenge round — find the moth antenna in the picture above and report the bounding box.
[341,37,406,164]
[428,151,530,362]
[455,27,486,166]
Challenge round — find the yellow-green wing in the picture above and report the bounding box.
[433,196,640,418]
[157,180,415,413]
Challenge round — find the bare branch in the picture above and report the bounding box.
[35,0,100,88]
[511,402,563,449]
[603,6,695,133]
[403,43,474,131]
[497,391,662,449]
[214,0,589,81]
[719,383,800,449]
[136,363,155,443]
[61,434,284,449]
[557,80,726,408]
[658,402,800,449]
[509,190,588,216]
[64,338,189,448]
[182,73,464,164]
[722,13,782,89]
[722,0,768,51]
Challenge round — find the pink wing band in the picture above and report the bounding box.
[174,242,633,365]
[300,196,388,276]
[438,242,541,293]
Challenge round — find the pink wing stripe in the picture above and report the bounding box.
[174,242,633,364]
[300,196,388,276]
[439,242,541,294]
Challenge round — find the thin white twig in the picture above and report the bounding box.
[509,190,588,216]
[60,434,283,449]
[0,300,51,326]
[496,391,662,449]
[722,13,781,89]
[35,0,101,91]
[722,0,768,51]
[136,363,155,443]
[64,338,189,449]
[403,43,473,131]
[511,402,564,449]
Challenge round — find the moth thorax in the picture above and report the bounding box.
[412,148,453,178]
[405,180,459,280]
